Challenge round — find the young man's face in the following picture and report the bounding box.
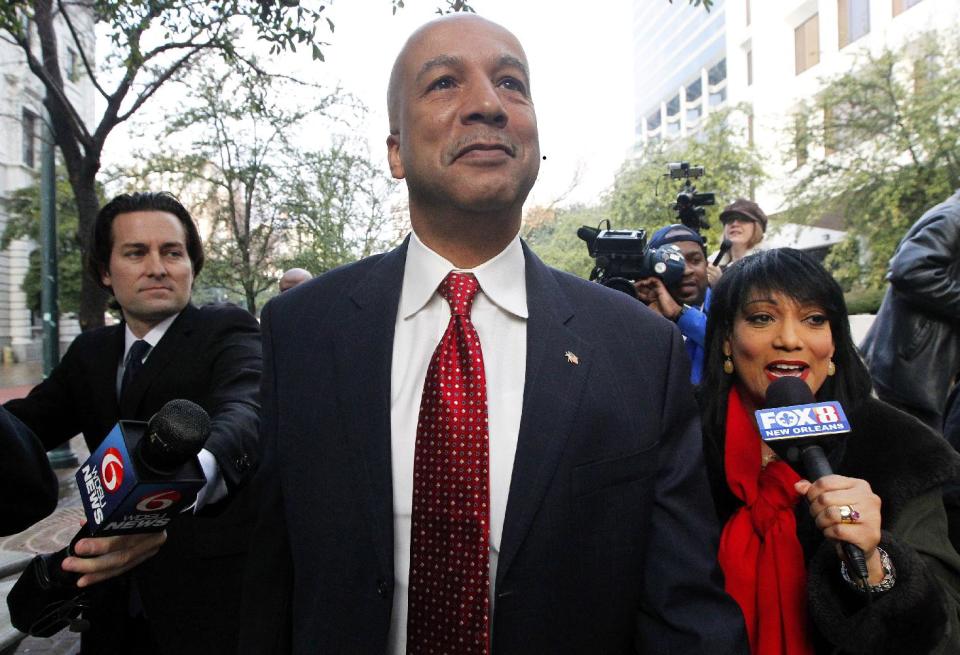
[101,210,194,335]
[672,241,708,306]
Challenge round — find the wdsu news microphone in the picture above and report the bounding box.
[7,399,211,637]
[754,376,870,585]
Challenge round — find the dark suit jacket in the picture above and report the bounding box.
[0,407,58,536]
[242,241,747,654]
[5,302,262,655]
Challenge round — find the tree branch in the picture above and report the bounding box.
[56,0,109,99]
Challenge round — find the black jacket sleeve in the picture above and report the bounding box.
[0,406,58,536]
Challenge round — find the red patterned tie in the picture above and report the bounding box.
[407,272,490,655]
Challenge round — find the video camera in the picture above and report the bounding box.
[666,162,716,232]
[577,220,685,299]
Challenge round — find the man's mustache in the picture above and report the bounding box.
[447,133,517,161]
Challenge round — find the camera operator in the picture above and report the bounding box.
[634,224,710,384]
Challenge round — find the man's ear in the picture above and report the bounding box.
[386,133,405,180]
[100,266,111,289]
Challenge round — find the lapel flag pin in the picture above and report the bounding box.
[564,351,579,365]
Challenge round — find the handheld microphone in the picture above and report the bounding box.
[7,400,211,637]
[754,377,869,584]
[712,238,733,267]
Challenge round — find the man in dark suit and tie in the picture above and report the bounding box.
[6,192,261,654]
[243,14,746,654]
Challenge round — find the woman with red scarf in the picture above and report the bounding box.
[700,248,960,654]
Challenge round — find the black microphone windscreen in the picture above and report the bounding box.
[764,376,815,409]
[140,399,211,474]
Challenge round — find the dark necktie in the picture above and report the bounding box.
[121,339,151,396]
[407,272,490,655]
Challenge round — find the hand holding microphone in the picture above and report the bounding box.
[712,238,733,267]
[707,239,731,287]
[8,399,211,637]
[756,377,883,586]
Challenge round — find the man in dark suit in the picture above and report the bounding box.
[6,192,261,654]
[243,14,746,654]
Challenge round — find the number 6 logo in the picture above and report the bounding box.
[100,448,125,492]
[136,490,182,512]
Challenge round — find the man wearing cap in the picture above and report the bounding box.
[710,198,768,286]
[635,224,711,384]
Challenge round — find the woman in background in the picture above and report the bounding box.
[708,198,768,287]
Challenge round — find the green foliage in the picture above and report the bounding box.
[821,236,864,292]
[116,68,398,313]
[844,286,885,315]
[523,205,603,278]
[608,106,766,252]
[1,172,94,314]
[786,31,960,288]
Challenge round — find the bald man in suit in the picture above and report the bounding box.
[242,14,746,655]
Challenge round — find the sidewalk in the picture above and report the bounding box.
[0,361,83,654]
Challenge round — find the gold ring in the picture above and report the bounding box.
[838,505,860,524]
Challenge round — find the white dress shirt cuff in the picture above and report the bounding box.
[192,448,228,511]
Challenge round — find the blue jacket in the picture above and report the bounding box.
[676,287,710,384]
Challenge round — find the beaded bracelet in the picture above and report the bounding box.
[840,546,896,593]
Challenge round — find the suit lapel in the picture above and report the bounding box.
[334,241,408,575]
[496,245,593,588]
[119,305,198,418]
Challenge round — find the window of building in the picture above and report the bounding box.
[838,0,870,48]
[686,79,703,123]
[794,114,809,168]
[892,0,923,16]
[914,53,938,96]
[745,0,751,26]
[708,58,727,106]
[823,101,855,154]
[66,48,80,82]
[20,14,32,49]
[746,48,753,86]
[708,59,727,86]
[22,109,37,168]
[795,14,820,75]
[646,110,661,133]
[666,94,680,117]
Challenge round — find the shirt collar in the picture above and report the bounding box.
[399,230,528,320]
[124,311,180,358]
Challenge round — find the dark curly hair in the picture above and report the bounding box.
[86,191,204,291]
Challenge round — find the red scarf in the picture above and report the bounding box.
[717,386,814,655]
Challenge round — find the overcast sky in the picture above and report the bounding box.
[104,1,636,210]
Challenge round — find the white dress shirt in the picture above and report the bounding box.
[118,313,227,510]
[387,231,528,653]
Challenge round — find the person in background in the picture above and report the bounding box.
[699,247,960,654]
[709,198,768,287]
[860,189,960,431]
[278,267,312,293]
[5,192,262,654]
[634,224,711,383]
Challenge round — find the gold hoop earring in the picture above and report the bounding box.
[723,357,734,375]
[827,360,836,376]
